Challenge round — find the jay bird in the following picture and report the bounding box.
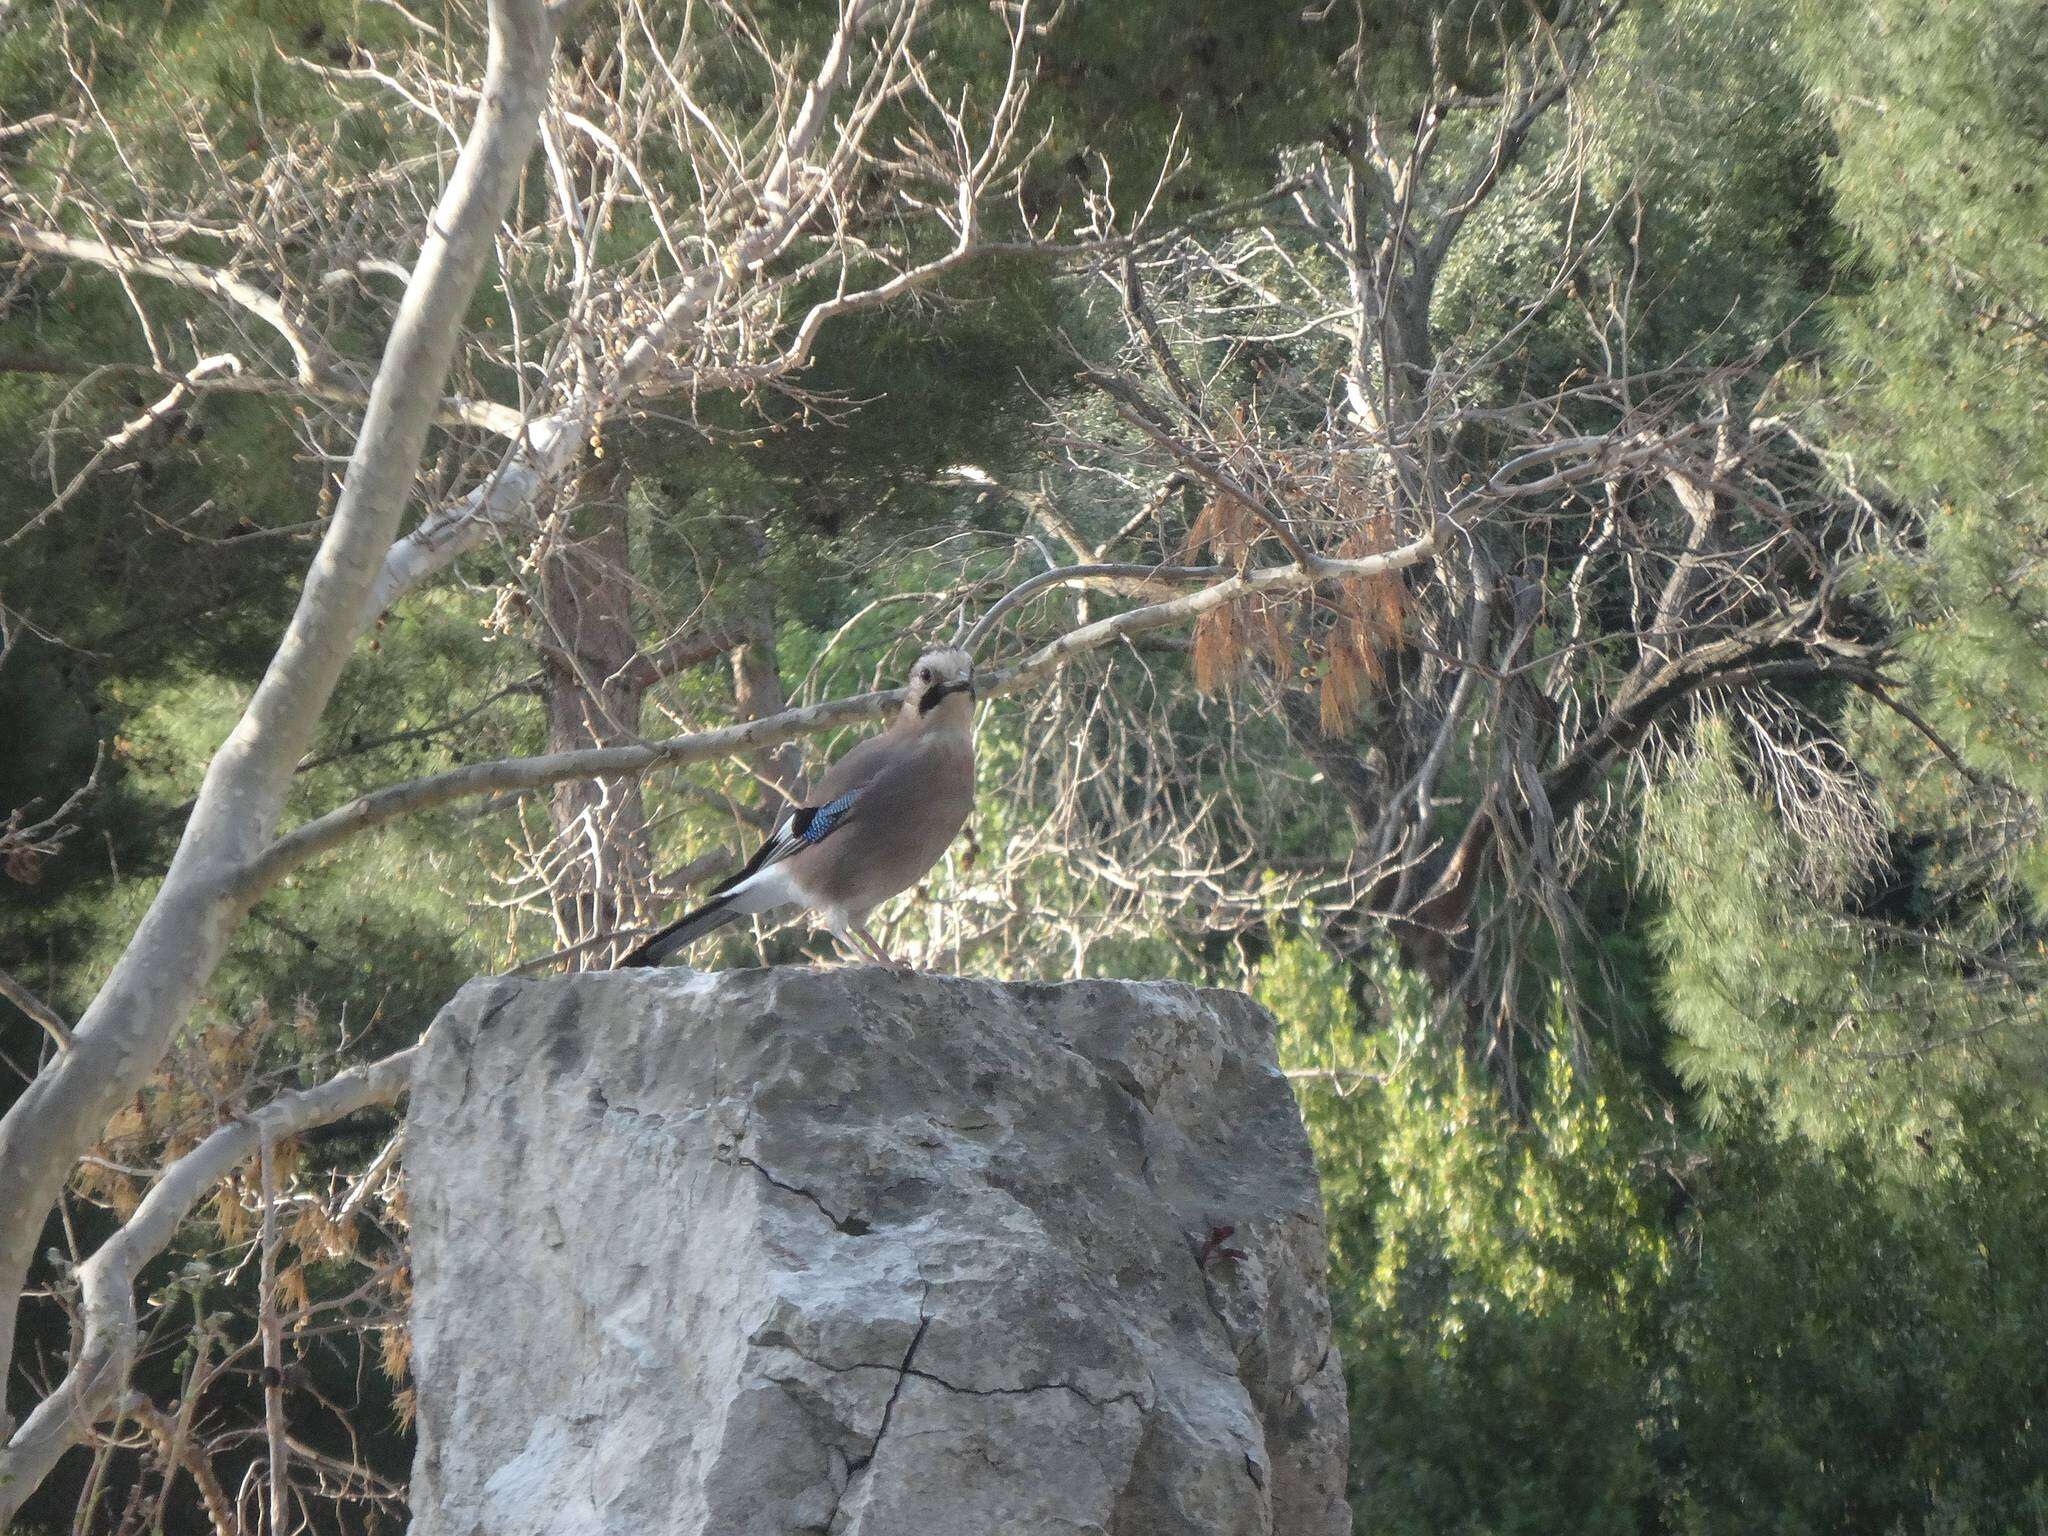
[617,648,976,969]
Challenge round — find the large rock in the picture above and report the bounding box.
[403,969,1349,1535]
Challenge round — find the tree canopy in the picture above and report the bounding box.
[3,0,2045,1529]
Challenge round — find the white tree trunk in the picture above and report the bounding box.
[0,0,558,1459]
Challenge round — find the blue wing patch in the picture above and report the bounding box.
[712,789,863,897]
[794,790,859,846]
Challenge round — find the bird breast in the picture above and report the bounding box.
[790,733,973,915]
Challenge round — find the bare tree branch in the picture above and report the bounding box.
[0,967,72,1053]
[0,1045,417,1508]
[237,533,1438,897]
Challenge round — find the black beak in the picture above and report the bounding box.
[919,678,975,712]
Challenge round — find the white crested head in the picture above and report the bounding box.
[901,647,976,731]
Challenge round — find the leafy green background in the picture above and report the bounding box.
[6,0,2047,1530]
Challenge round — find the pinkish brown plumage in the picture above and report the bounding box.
[617,649,976,969]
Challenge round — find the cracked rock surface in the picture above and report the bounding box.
[404,968,1348,1536]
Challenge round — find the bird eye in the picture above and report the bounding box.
[916,666,930,682]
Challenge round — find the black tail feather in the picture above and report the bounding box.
[615,892,746,968]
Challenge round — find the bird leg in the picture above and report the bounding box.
[819,920,870,969]
[850,918,909,973]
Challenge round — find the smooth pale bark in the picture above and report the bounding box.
[0,0,557,1462]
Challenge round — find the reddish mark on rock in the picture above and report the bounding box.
[1196,1223,1248,1269]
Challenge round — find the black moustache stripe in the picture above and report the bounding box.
[918,680,972,713]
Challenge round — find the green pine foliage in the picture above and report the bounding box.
[1262,933,2048,1536]
[1672,1115,2048,1536]
[8,1,2048,1529]
[1786,0,2048,801]
[1622,0,2048,1144]
[1639,722,2044,1147]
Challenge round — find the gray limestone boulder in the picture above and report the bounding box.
[403,968,1349,1535]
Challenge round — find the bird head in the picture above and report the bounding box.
[902,647,975,731]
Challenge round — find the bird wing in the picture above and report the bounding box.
[808,726,900,804]
[713,787,863,895]
[714,721,913,895]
